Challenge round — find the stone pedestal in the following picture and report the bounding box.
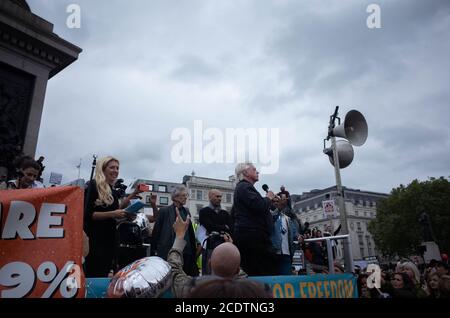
[0,0,81,177]
[421,241,442,263]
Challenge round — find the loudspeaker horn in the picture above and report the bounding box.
[332,110,368,146]
[323,140,354,169]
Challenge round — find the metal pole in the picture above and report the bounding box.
[89,155,97,182]
[77,158,82,179]
[331,136,354,273]
[326,239,335,274]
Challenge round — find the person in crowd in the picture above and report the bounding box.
[83,156,140,277]
[357,273,371,298]
[300,229,314,266]
[7,157,44,189]
[309,229,326,272]
[436,261,449,277]
[270,194,298,275]
[301,222,310,235]
[232,162,276,276]
[277,185,291,210]
[152,185,198,276]
[199,189,233,275]
[146,192,160,222]
[168,209,248,298]
[426,272,442,298]
[36,155,45,183]
[323,224,342,259]
[439,275,450,298]
[400,261,427,297]
[390,272,418,298]
[0,166,8,190]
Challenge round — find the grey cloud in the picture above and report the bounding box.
[267,0,450,97]
[23,0,450,195]
[170,54,221,83]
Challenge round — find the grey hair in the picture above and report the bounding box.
[171,185,188,200]
[401,261,421,284]
[235,162,254,181]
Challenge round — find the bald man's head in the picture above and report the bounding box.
[209,189,222,207]
[210,242,241,278]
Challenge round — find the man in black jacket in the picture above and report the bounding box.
[199,189,233,274]
[232,162,276,276]
[152,185,199,276]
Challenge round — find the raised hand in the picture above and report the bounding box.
[173,207,190,239]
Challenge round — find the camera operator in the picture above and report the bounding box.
[84,156,141,277]
[199,189,233,275]
[7,157,44,189]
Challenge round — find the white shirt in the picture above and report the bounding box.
[280,215,290,255]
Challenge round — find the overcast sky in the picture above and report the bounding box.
[27,0,450,195]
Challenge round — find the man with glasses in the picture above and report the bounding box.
[153,185,199,276]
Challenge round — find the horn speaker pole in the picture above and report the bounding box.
[331,135,354,274]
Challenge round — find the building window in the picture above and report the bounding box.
[359,235,364,246]
[364,211,367,217]
[360,248,365,257]
[357,222,361,231]
[146,196,152,204]
[191,189,195,198]
[196,190,203,200]
[148,184,154,191]
[355,210,359,216]
[159,197,169,205]
[158,185,167,192]
[226,193,232,203]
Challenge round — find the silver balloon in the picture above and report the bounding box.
[107,257,172,298]
[133,212,151,237]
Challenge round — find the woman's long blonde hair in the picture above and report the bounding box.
[94,156,119,206]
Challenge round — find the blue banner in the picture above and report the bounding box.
[252,274,358,298]
[86,274,357,298]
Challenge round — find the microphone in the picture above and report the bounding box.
[262,184,269,193]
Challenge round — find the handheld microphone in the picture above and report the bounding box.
[262,184,269,193]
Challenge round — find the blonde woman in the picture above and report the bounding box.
[84,156,140,277]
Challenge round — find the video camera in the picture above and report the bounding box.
[206,231,228,250]
[114,179,128,198]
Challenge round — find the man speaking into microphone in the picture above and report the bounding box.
[232,162,276,276]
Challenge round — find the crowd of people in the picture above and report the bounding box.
[357,259,450,298]
[2,155,449,299]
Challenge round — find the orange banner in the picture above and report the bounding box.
[0,186,85,298]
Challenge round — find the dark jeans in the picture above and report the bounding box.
[234,231,277,276]
[275,254,293,275]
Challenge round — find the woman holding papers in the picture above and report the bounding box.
[84,156,141,277]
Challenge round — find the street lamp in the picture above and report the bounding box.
[323,106,368,273]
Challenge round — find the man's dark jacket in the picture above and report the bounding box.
[232,179,273,240]
[199,207,233,234]
[152,204,197,260]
